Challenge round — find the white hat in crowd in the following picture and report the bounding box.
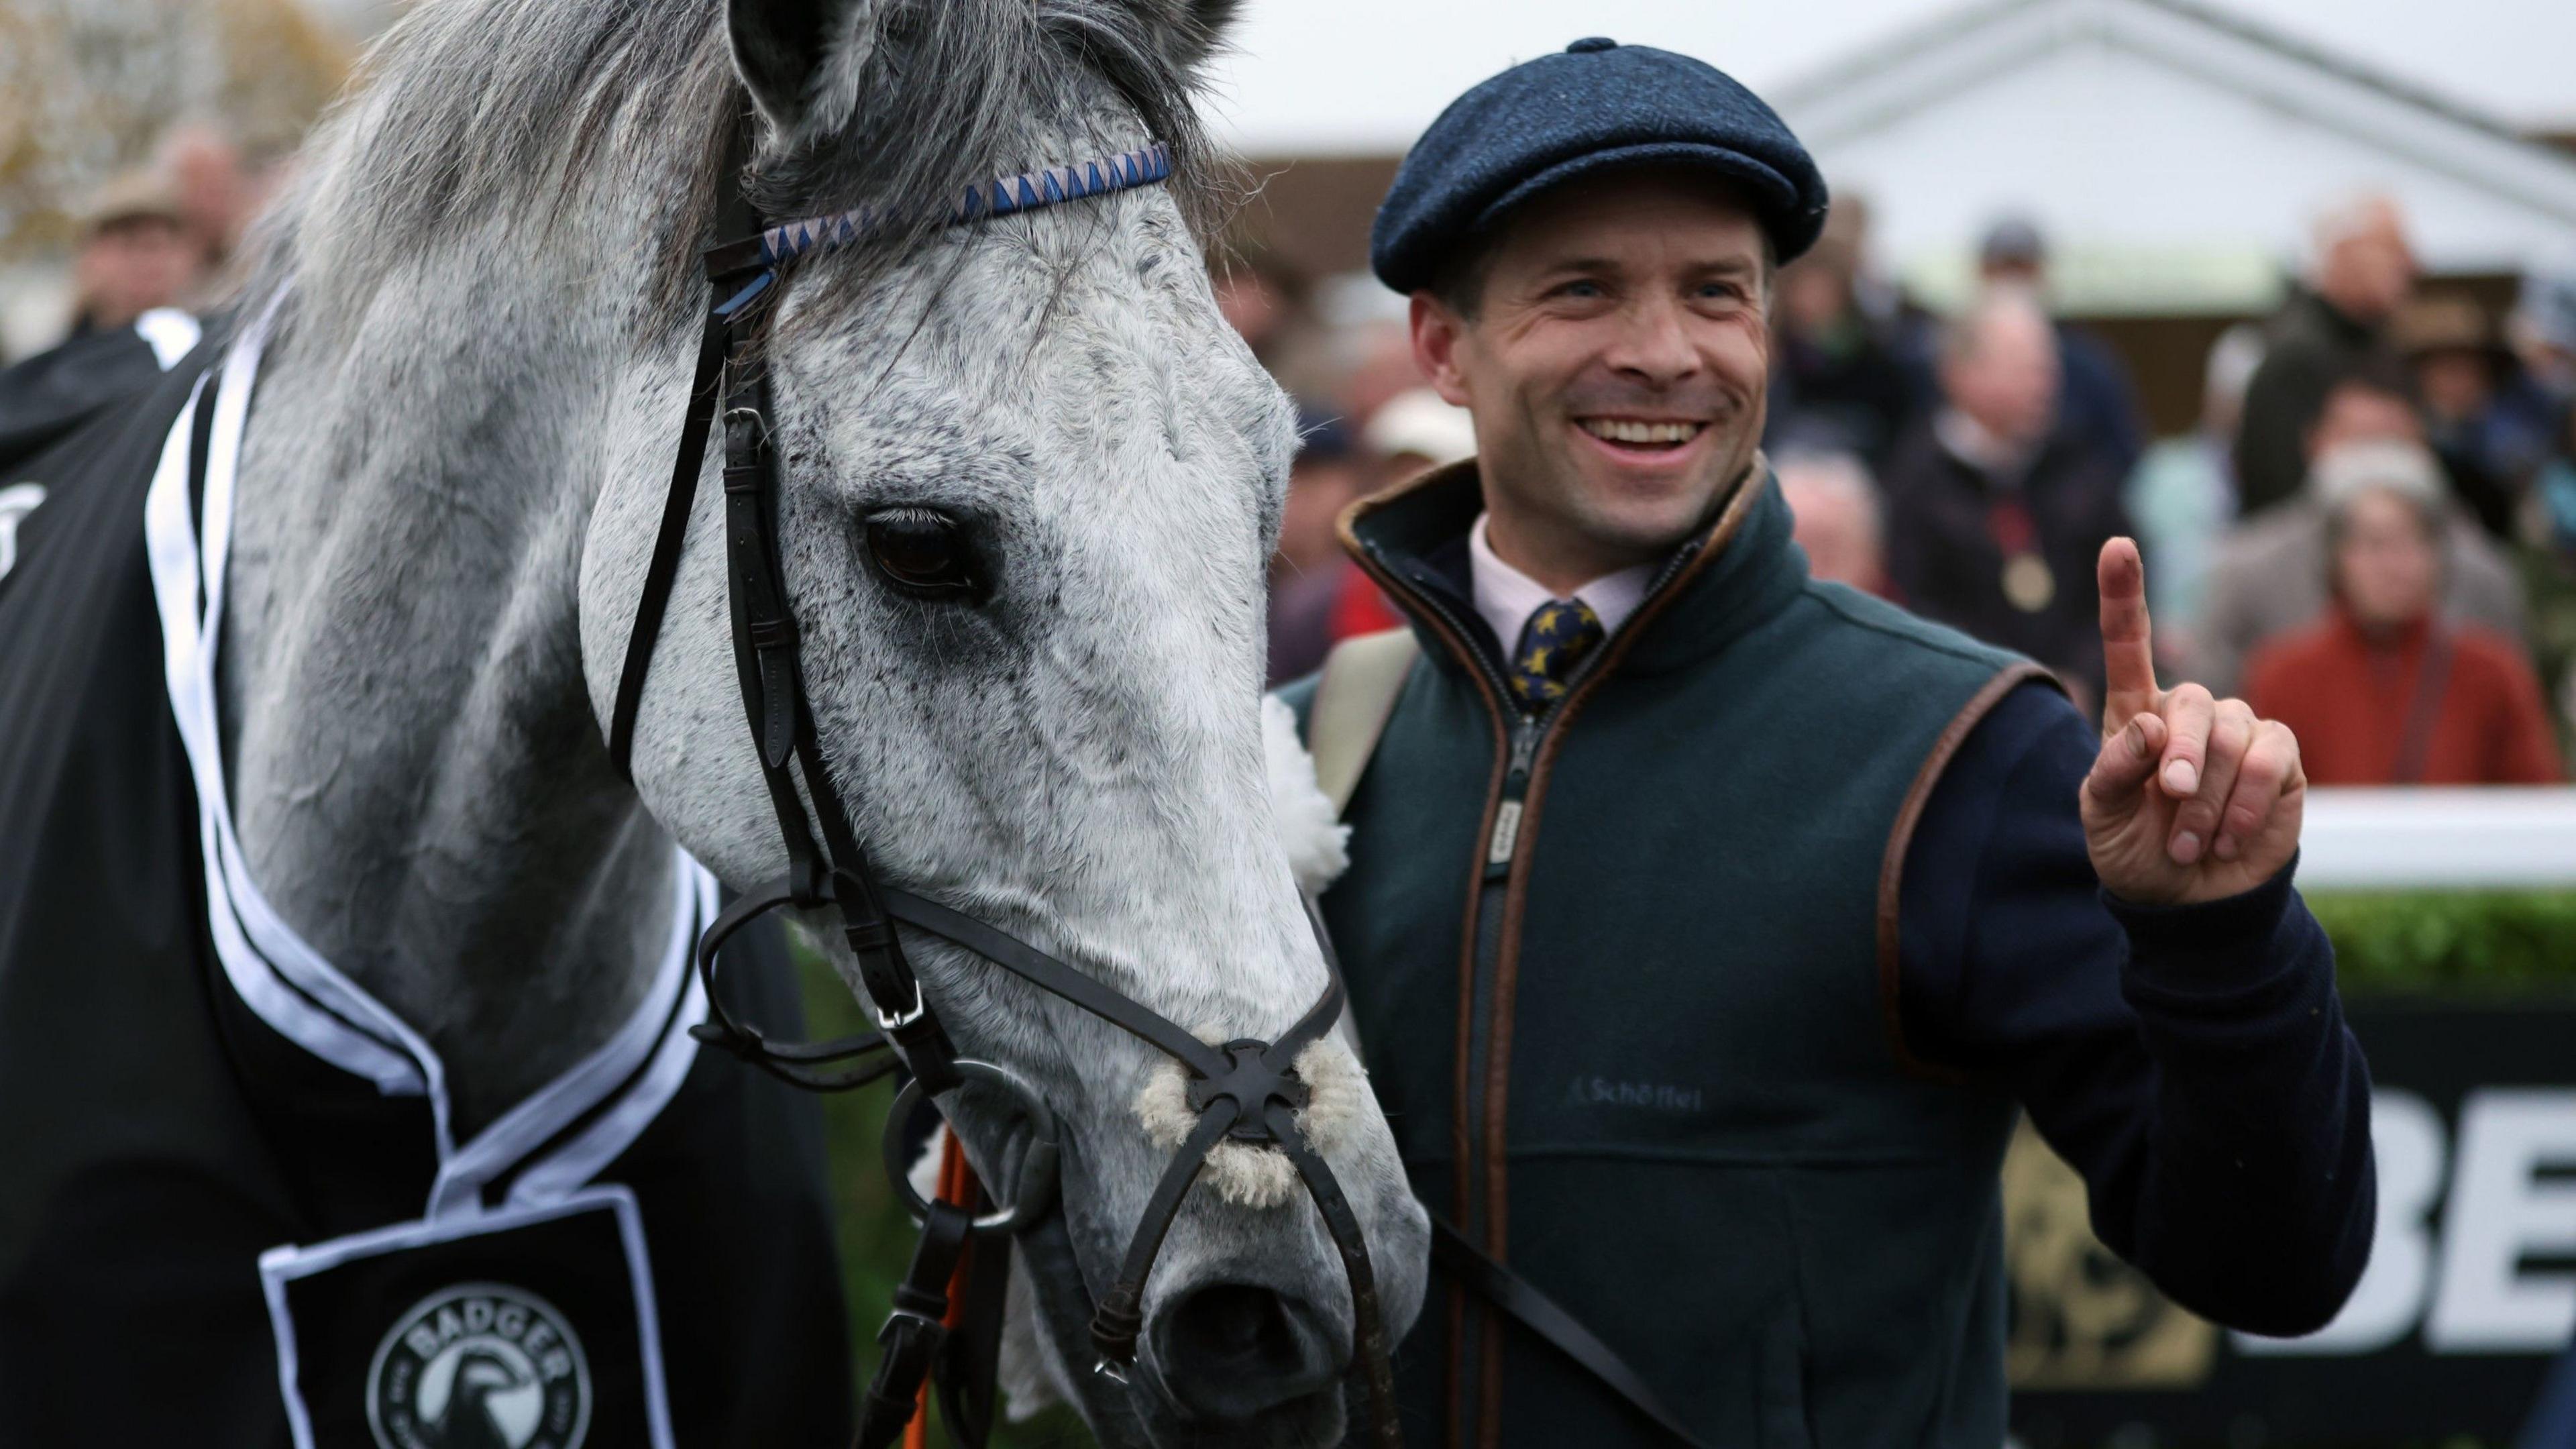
[1364,388,1479,468]
[2312,439,2446,517]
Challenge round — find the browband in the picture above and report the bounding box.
[701,142,1174,281]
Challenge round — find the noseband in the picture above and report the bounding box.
[606,112,1402,1448]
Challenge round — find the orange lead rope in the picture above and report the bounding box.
[906,1133,984,1449]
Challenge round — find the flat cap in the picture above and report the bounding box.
[1371,38,1829,294]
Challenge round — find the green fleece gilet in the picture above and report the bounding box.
[1289,462,2047,1447]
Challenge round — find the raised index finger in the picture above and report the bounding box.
[2097,537,2159,733]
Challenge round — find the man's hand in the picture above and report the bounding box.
[2082,539,2306,905]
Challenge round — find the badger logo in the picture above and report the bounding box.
[366,1283,592,1449]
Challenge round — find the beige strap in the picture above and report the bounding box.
[1309,628,1420,817]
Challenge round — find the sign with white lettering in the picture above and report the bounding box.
[2006,1002,2575,1446]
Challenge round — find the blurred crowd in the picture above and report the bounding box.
[26,121,2576,794]
[4,124,276,363]
[1244,194,2576,788]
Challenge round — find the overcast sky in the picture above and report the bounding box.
[296,0,2576,148]
[1197,0,2576,154]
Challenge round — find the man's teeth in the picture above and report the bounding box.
[1579,419,1703,445]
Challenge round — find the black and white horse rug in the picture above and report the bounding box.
[0,328,852,1447]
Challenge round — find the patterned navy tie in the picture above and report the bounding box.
[1507,598,1605,711]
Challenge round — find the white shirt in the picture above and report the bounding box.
[1468,513,1656,655]
[1933,407,2039,482]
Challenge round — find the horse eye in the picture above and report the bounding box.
[864,508,979,600]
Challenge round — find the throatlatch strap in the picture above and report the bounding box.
[687,883,896,1091]
[607,109,760,782]
[1430,1216,1712,1449]
[606,313,727,780]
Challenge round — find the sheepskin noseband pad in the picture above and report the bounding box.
[1136,1035,1368,1210]
[1188,1039,1311,1136]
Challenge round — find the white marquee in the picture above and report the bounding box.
[1771,0,2576,311]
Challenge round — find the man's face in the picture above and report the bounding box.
[1943,304,2060,448]
[2414,349,2493,424]
[2305,383,2423,462]
[1780,475,1884,593]
[2334,488,2440,628]
[1979,257,2044,290]
[1777,242,1856,337]
[165,134,248,250]
[2322,213,2417,323]
[1411,168,1771,584]
[74,216,200,330]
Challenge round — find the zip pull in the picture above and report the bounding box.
[1487,720,1540,871]
[1505,720,1540,784]
[1485,801,1524,869]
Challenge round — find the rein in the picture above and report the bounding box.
[606,110,1403,1449]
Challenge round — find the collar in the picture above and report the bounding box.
[2299,286,2380,345]
[1933,407,2040,481]
[2333,601,2435,655]
[1466,513,1657,651]
[1339,454,1805,685]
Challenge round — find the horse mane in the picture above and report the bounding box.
[249,0,1228,333]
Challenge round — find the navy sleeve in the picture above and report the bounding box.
[1898,681,2375,1336]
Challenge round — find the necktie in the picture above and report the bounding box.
[1507,598,1605,711]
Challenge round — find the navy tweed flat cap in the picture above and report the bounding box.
[1371,37,1829,294]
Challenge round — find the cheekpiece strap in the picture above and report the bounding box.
[604,107,763,781]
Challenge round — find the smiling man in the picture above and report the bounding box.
[1285,39,2376,1447]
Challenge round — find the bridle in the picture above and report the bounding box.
[604,111,1404,1449]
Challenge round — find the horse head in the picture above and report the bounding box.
[576,0,1428,1438]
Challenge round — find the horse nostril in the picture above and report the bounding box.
[1196,1283,1288,1361]
[1153,1282,1337,1421]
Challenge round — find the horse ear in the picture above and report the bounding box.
[726,0,881,140]
[1143,0,1244,74]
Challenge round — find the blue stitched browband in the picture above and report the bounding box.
[760,142,1172,268]
[707,141,1171,317]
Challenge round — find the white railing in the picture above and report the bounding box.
[2298,788,2576,889]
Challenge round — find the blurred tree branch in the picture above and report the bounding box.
[0,0,348,260]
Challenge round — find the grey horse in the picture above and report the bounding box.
[218,0,1427,1439]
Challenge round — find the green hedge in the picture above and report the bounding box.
[2308,889,2576,995]
[793,890,2576,1445]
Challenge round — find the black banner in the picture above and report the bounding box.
[2007,1000,2576,1446]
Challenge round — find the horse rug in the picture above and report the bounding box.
[0,320,854,1447]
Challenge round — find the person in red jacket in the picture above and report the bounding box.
[2245,440,2563,784]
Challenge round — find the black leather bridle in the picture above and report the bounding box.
[604,111,1403,1449]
